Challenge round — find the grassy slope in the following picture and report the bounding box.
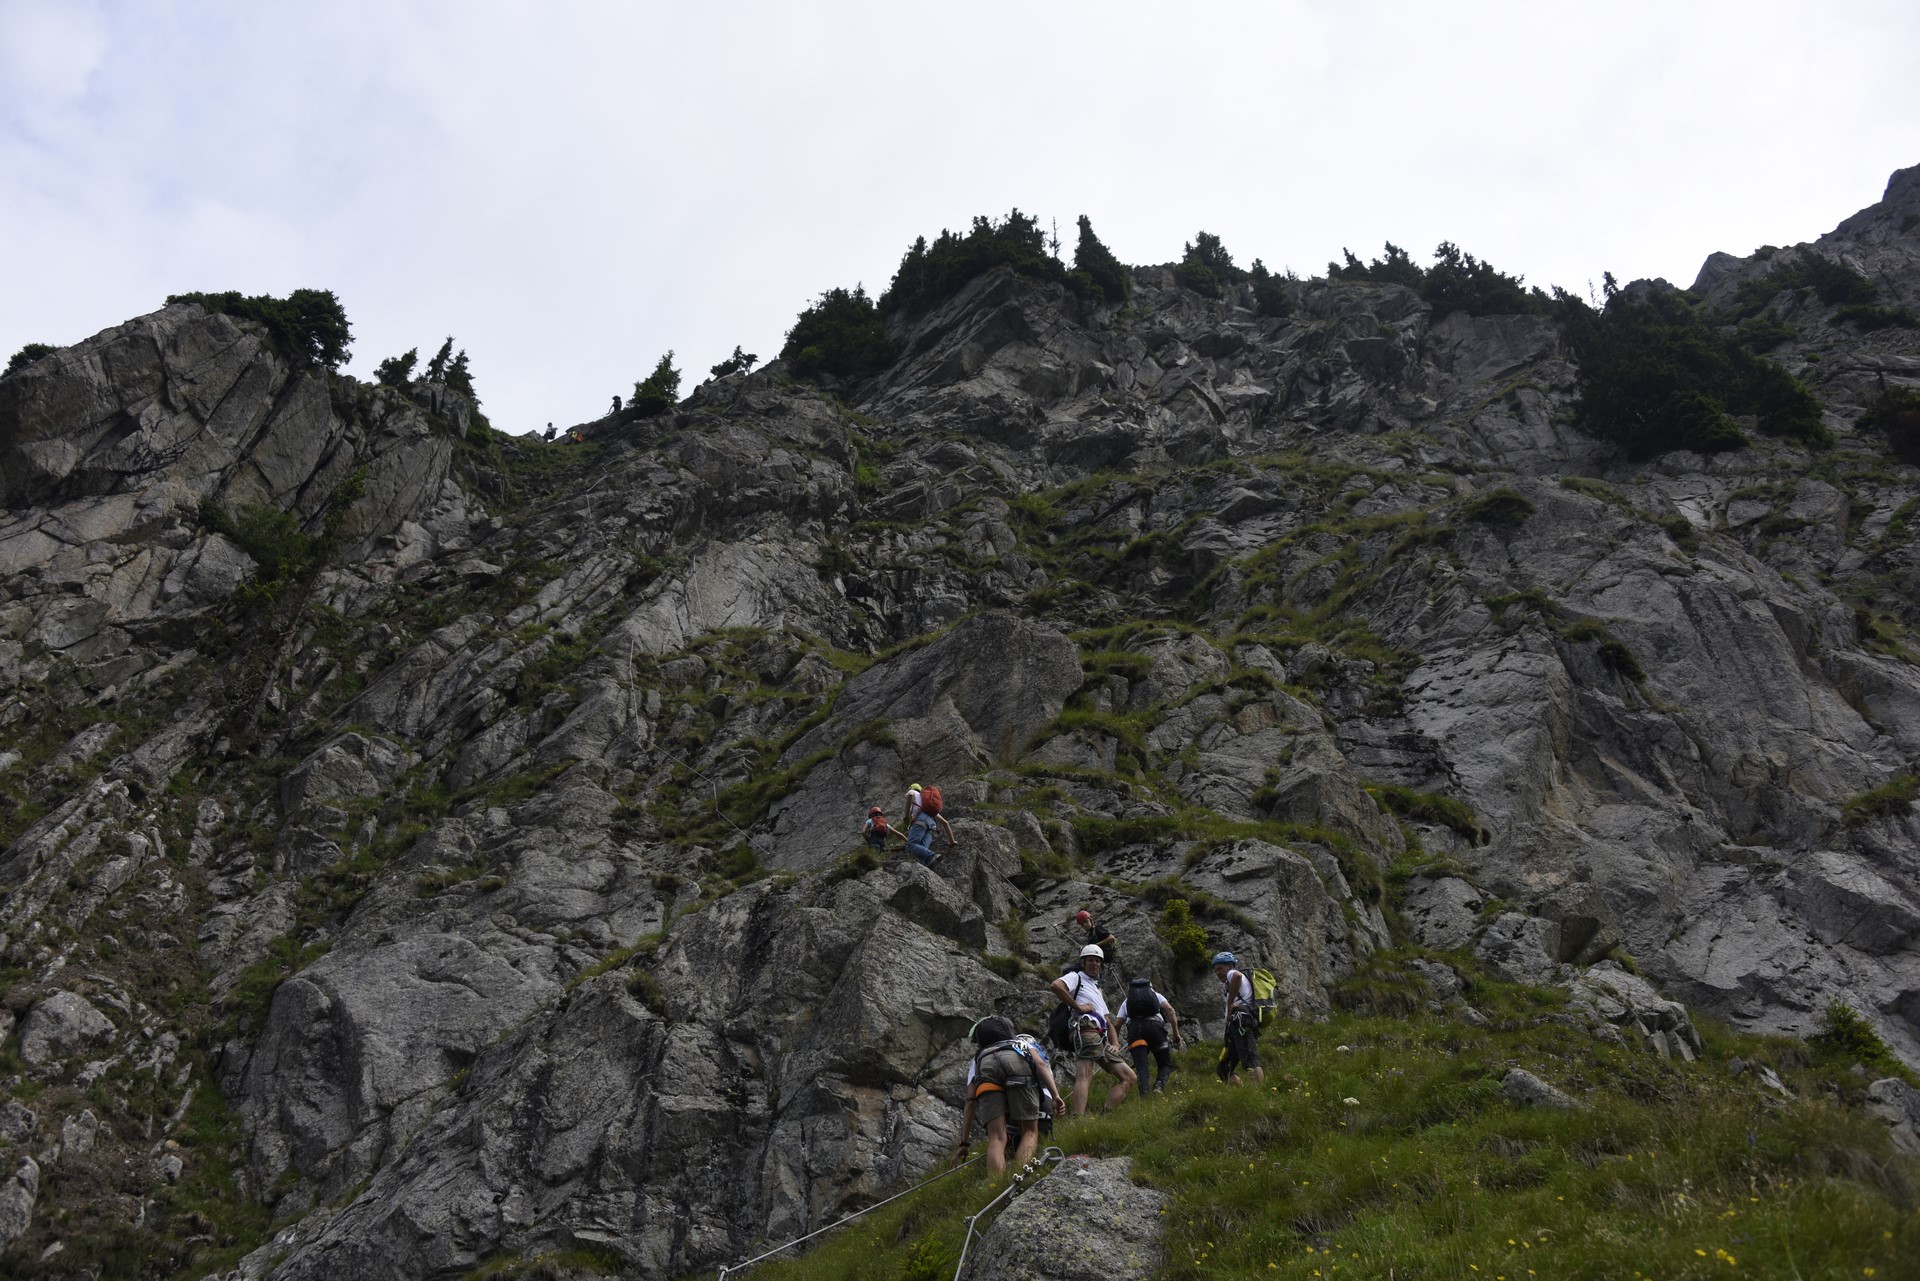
[735,962,1918,1281]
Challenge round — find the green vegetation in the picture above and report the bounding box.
[781,286,898,381]
[167,288,352,368]
[1073,214,1130,303]
[1329,241,1551,319]
[709,345,758,378]
[744,967,1918,1281]
[1461,487,1535,528]
[5,340,55,375]
[1248,259,1294,318]
[1730,249,1878,318]
[1858,385,1920,465]
[1842,773,1918,826]
[1174,230,1246,299]
[1559,278,1829,458]
[1835,303,1918,331]
[631,351,682,417]
[883,208,1079,315]
[1156,897,1213,975]
[374,346,418,386]
[1368,784,1484,843]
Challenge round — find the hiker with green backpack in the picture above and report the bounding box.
[1212,951,1266,1085]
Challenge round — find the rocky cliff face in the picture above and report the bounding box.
[2,168,1919,1278]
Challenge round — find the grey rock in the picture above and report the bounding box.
[0,1157,39,1246]
[1501,1068,1587,1110]
[158,1152,184,1182]
[1403,876,1484,951]
[965,1155,1166,1281]
[58,1110,100,1155]
[1405,958,1464,1001]
[1864,1078,1920,1156]
[0,1102,35,1145]
[1474,913,1563,986]
[17,990,114,1066]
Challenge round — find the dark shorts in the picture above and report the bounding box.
[1074,1023,1130,1073]
[974,1048,1041,1125]
[1223,1013,1261,1070]
[1127,1018,1170,1053]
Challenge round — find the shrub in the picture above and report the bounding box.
[1842,773,1918,826]
[1330,242,1549,319]
[709,345,757,378]
[374,347,418,387]
[1558,280,1829,458]
[1174,231,1244,298]
[1248,259,1293,318]
[1073,215,1130,304]
[1858,386,1920,464]
[4,342,55,376]
[782,286,898,381]
[167,288,352,368]
[883,208,1071,314]
[631,351,681,417]
[1462,488,1535,528]
[1806,1001,1904,1075]
[1834,304,1918,331]
[1156,898,1213,975]
[199,501,323,583]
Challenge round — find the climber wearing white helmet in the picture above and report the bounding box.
[1049,944,1136,1115]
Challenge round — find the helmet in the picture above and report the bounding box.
[910,783,922,792]
[868,806,884,816]
[1212,952,1237,967]
[969,1015,1016,1046]
[1079,944,1105,960]
[1074,910,1091,925]
[1128,976,1152,987]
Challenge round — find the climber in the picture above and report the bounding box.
[1213,952,1265,1085]
[859,805,891,850]
[893,785,956,866]
[1119,975,1182,1094]
[1072,908,1118,967]
[543,422,556,442]
[610,394,622,416]
[952,1015,1059,1177]
[901,782,924,828]
[1049,945,1136,1115]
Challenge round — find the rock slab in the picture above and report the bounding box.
[965,1155,1165,1281]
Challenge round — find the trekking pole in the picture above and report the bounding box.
[714,1155,981,1280]
[950,1147,1065,1281]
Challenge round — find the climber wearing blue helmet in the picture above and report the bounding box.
[1213,952,1264,1085]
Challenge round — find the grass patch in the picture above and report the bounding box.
[1843,773,1918,826]
[744,971,1919,1281]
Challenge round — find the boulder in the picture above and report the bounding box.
[0,1157,38,1247]
[1864,1078,1920,1157]
[1474,913,1563,987]
[17,990,115,1066]
[1502,1068,1587,1111]
[965,1155,1166,1281]
[1403,875,1484,951]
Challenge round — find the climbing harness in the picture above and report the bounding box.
[950,1147,1066,1281]
[714,1155,981,1279]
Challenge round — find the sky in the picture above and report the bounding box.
[3,1,1918,436]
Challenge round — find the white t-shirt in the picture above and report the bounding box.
[1223,969,1253,1021]
[904,788,922,822]
[1057,968,1109,1023]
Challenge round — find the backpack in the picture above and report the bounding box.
[1250,967,1279,1025]
[918,785,943,816]
[1124,984,1161,1021]
[863,815,890,848]
[1047,972,1087,1051]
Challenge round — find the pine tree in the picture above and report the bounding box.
[1073,216,1130,304]
[632,351,682,417]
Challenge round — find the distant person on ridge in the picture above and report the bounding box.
[611,394,622,415]
[952,1015,1059,1177]
[544,422,556,441]
[1213,951,1265,1086]
[1119,975,1182,1094]
[1050,945,1136,1115]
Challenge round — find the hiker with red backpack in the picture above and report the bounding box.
[893,784,957,866]
[859,806,891,850]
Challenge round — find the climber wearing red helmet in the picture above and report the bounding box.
[859,805,891,850]
[1071,908,1117,968]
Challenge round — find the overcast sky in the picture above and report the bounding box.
[4,1,1917,435]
